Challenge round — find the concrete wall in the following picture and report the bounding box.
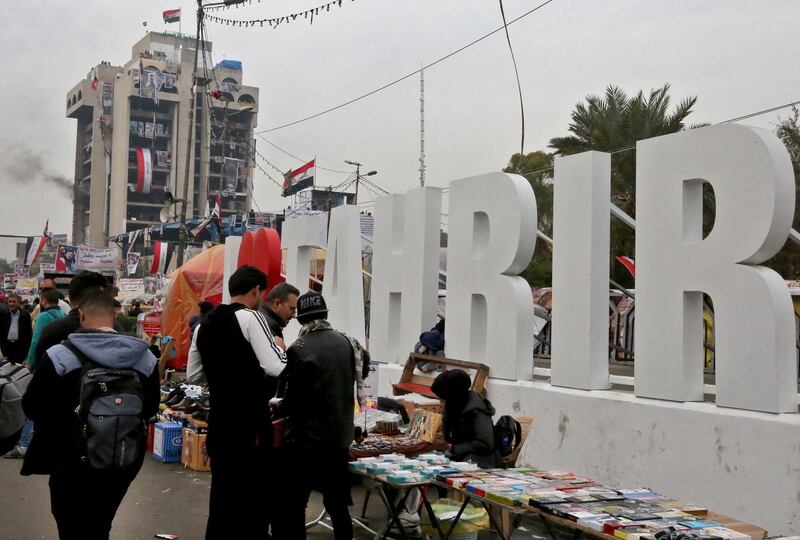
[376,363,800,535]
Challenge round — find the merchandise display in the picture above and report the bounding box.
[350,458,753,540]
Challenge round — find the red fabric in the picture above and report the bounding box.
[136,148,145,193]
[289,159,315,180]
[392,382,438,399]
[615,255,636,278]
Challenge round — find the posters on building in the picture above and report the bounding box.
[55,244,78,273]
[127,252,141,275]
[102,82,113,116]
[145,122,155,139]
[223,158,242,192]
[76,245,117,270]
[155,151,171,167]
[14,265,29,278]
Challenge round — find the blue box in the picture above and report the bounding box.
[153,422,183,463]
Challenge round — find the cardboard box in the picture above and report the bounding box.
[153,422,183,463]
[182,428,211,472]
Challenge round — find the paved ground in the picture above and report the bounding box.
[0,456,558,539]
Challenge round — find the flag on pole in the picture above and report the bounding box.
[135,148,152,193]
[190,194,222,237]
[163,8,181,23]
[24,236,48,266]
[150,241,173,274]
[615,256,636,278]
[282,159,315,197]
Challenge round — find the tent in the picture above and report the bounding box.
[161,244,225,367]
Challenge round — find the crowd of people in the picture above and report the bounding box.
[2,266,501,540]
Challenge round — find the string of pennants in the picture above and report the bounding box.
[204,0,353,28]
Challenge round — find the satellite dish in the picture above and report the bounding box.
[159,207,172,223]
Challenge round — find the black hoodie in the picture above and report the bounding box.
[432,369,501,469]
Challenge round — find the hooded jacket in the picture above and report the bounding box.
[20,330,159,475]
[431,369,501,469]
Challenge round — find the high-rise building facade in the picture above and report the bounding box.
[66,32,259,247]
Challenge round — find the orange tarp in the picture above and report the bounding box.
[162,245,226,366]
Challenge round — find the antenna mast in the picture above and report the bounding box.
[419,66,426,187]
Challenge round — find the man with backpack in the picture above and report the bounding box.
[21,290,160,539]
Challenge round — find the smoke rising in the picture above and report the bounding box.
[3,145,74,199]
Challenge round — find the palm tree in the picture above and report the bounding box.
[548,84,698,286]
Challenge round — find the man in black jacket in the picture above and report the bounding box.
[278,292,356,540]
[33,270,111,365]
[259,282,299,350]
[187,265,286,540]
[0,293,32,364]
[21,290,160,539]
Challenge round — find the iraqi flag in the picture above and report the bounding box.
[163,8,181,23]
[282,159,315,197]
[615,256,636,278]
[135,148,152,193]
[190,194,222,238]
[24,236,48,266]
[150,241,174,275]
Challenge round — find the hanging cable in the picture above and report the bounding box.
[256,0,557,133]
[255,135,352,173]
[498,0,526,164]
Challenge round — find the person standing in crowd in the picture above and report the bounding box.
[277,292,356,540]
[31,278,71,325]
[21,290,159,539]
[0,293,32,364]
[33,271,112,365]
[431,368,502,469]
[259,282,299,350]
[189,300,214,332]
[128,300,143,318]
[26,288,66,369]
[187,265,286,539]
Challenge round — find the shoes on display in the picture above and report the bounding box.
[165,390,187,407]
[3,446,26,459]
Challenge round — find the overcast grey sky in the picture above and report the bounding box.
[1,0,798,259]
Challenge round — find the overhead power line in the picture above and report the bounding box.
[255,135,352,174]
[255,0,557,133]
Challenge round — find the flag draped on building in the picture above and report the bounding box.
[163,9,181,23]
[135,148,152,193]
[615,255,636,278]
[150,241,173,275]
[282,158,315,197]
[24,236,48,266]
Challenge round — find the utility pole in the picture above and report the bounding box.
[419,66,425,187]
[176,0,245,268]
[345,160,362,205]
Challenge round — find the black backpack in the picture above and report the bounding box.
[493,415,522,458]
[64,343,148,471]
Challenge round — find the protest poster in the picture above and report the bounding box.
[77,245,117,270]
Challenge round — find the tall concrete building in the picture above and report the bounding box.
[66,32,259,247]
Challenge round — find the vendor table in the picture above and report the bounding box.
[434,480,768,540]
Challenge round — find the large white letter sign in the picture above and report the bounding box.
[551,151,611,389]
[222,236,242,304]
[323,205,366,344]
[635,124,797,413]
[370,187,442,363]
[282,213,328,292]
[446,172,536,380]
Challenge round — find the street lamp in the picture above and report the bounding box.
[345,161,377,205]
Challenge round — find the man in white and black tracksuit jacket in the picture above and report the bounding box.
[188,266,286,540]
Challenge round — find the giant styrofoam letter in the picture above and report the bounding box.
[282,213,328,292]
[370,187,442,363]
[551,151,611,389]
[635,124,797,412]
[323,205,366,344]
[222,235,242,304]
[445,172,536,380]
